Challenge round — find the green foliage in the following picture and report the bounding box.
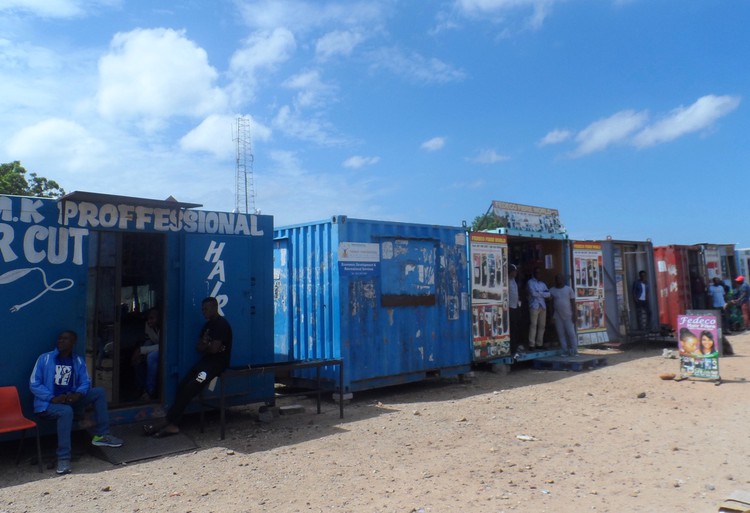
[471,212,505,232]
[0,161,65,198]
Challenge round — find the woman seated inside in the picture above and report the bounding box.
[132,308,160,400]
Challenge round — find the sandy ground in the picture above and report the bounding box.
[1,333,749,513]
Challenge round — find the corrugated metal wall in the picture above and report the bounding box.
[274,216,471,392]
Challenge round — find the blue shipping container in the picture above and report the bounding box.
[0,192,275,426]
[274,216,472,393]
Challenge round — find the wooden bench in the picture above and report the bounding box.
[199,358,344,440]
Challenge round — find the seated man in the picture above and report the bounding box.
[30,330,124,475]
[132,307,161,400]
[144,296,232,438]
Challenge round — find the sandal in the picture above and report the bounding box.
[142,424,159,436]
[153,428,179,438]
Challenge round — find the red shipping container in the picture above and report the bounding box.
[653,245,695,329]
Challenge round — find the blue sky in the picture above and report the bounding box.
[1,0,748,246]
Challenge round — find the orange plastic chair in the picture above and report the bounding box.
[0,386,43,472]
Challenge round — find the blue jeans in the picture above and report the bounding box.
[38,387,110,460]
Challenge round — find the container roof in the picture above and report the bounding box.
[60,191,202,210]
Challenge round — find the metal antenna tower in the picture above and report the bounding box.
[233,116,256,214]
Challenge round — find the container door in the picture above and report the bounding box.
[273,238,291,359]
[86,231,165,406]
[176,232,273,405]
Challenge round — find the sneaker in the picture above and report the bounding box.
[92,434,124,448]
[56,459,71,475]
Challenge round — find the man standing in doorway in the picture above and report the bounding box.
[550,274,578,356]
[527,267,550,350]
[145,297,232,438]
[631,270,651,332]
[508,264,522,353]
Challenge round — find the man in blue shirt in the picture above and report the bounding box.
[30,330,124,475]
[631,270,650,331]
[527,267,550,349]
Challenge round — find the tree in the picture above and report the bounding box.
[471,212,506,232]
[0,161,65,198]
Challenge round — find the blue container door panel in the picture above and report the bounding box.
[177,233,273,406]
[273,239,291,360]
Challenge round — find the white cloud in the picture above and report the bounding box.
[228,28,297,104]
[632,94,741,148]
[571,109,648,157]
[454,0,557,29]
[6,118,106,172]
[236,1,385,33]
[273,105,343,145]
[97,28,227,128]
[343,155,380,168]
[181,114,272,158]
[421,136,446,151]
[261,150,385,225]
[469,149,511,164]
[538,129,571,146]
[0,0,116,18]
[316,30,365,60]
[282,69,335,108]
[370,47,466,84]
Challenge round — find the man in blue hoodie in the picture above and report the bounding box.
[30,330,124,475]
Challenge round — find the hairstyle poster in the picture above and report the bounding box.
[572,242,608,345]
[469,232,510,360]
[676,314,720,380]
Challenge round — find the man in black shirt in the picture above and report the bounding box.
[145,296,232,437]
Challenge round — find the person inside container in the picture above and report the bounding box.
[699,331,718,358]
[730,276,750,330]
[549,274,577,356]
[30,330,124,475]
[631,270,650,332]
[527,267,550,350]
[132,307,160,401]
[508,264,522,354]
[143,297,232,438]
[678,328,700,357]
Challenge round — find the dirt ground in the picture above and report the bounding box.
[1,333,749,513]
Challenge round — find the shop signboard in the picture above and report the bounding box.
[572,241,608,345]
[469,232,510,359]
[676,312,720,380]
[490,201,565,237]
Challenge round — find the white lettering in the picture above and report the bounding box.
[207,260,225,282]
[20,198,44,224]
[250,215,264,236]
[0,223,18,262]
[134,206,153,230]
[99,204,118,228]
[117,204,134,229]
[0,196,12,222]
[204,241,225,263]
[24,225,47,263]
[78,202,99,228]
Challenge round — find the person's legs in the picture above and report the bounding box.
[509,307,521,352]
[166,362,223,428]
[564,319,578,355]
[79,387,110,437]
[535,308,547,347]
[146,350,159,396]
[528,308,540,348]
[38,403,74,460]
[553,316,568,354]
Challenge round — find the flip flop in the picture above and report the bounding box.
[153,429,179,439]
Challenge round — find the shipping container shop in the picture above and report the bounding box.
[0,192,275,427]
[273,216,472,394]
[478,201,570,360]
[654,245,705,331]
[585,239,658,343]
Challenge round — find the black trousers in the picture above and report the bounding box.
[509,307,521,353]
[167,360,225,425]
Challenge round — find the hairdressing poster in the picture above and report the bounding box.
[469,232,509,359]
[573,242,608,345]
[677,314,720,380]
[490,200,565,236]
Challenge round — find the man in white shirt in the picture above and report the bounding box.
[527,267,550,349]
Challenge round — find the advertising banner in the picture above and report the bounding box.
[490,201,565,236]
[470,232,510,359]
[677,313,720,380]
[573,242,608,345]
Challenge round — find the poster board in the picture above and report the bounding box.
[573,242,608,345]
[470,232,510,359]
[677,312,720,380]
